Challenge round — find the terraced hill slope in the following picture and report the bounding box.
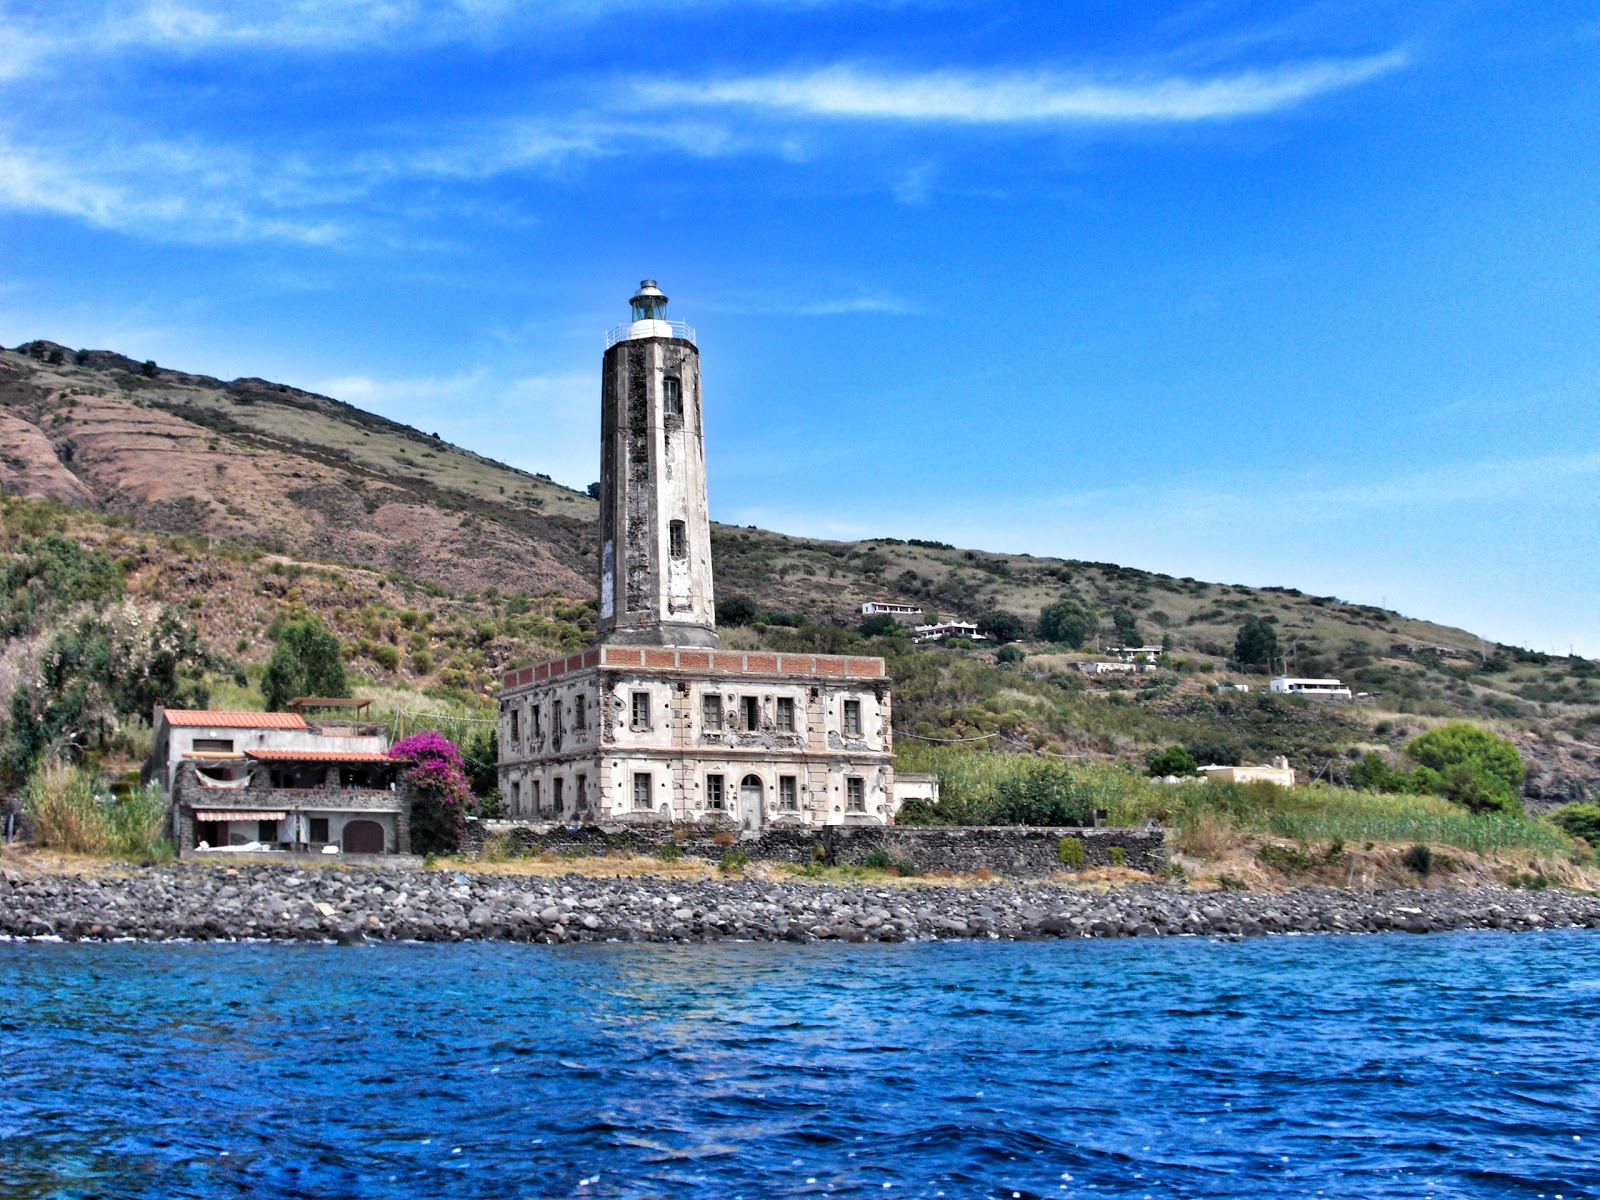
[3,338,1596,803]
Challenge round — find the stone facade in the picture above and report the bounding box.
[497,646,895,829]
[469,821,1167,878]
[596,280,719,648]
[498,282,903,826]
[171,763,410,857]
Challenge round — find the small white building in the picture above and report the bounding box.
[914,621,985,642]
[1269,677,1353,700]
[1199,757,1296,787]
[1106,645,1165,661]
[862,601,924,622]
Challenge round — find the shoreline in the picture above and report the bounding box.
[3,862,1599,944]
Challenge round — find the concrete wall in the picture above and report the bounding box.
[470,821,1167,878]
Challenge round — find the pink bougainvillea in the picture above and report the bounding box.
[390,731,476,854]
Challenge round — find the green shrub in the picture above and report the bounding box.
[1549,802,1600,844]
[1145,745,1198,777]
[656,840,682,862]
[1107,845,1126,868]
[861,848,894,870]
[1058,837,1085,867]
[995,644,1025,664]
[371,644,401,670]
[1402,843,1434,875]
[717,850,750,875]
[1406,723,1524,812]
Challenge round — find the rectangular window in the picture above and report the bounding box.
[575,774,586,807]
[669,519,687,559]
[574,700,587,732]
[633,772,652,810]
[192,738,234,753]
[779,776,798,811]
[702,694,722,730]
[741,695,760,731]
[631,691,651,729]
[509,707,520,744]
[553,777,564,813]
[308,817,329,843]
[532,779,542,813]
[775,697,795,732]
[663,376,682,415]
[706,774,725,810]
[532,704,542,738]
[846,777,866,812]
[508,781,521,815]
[843,699,862,737]
[257,818,278,843]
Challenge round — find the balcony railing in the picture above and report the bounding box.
[605,319,697,350]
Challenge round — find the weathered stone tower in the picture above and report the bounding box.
[497,281,903,830]
[596,280,721,649]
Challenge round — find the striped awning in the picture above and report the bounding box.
[194,811,287,822]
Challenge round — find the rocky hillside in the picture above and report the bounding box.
[3,339,1597,802]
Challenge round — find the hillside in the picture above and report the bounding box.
[2,339,1597,804]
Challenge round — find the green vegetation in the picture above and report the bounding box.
[1350,724,1526,815]
[977,610,1027,644]
[1549,803,1600,845]
[1057,836,1085,867]
[23,764,172,861]
[1,528,123,637]
[894,743,1573,858]
[1038,598,1095,648]
[261,616,349,709]
[5,605,225,787]
[1145,745,1198,778]
[1403,843,1434,875]
[1234,616,1279,669]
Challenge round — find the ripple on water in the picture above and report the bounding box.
[1,931,1599,1198]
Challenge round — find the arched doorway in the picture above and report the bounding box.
[740,775,763,832]
[342,819,385,854]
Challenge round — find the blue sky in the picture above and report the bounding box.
[2,1,1597,654]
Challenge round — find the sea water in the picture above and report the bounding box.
[1,930,1597,1198]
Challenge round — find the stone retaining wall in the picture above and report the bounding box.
[470,820,1165,877]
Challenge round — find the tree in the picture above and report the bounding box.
[860,613,907,638]
[1112,607,1139,645]
[586,482,601,498]
[1145,745,1198,777]
[1550,803,1600,844]
[261,617,348,710]
[389,731,476,855]
[977,610,1027,644]
[716,595,759,626]
[995,644,1025,664]
[1405,722,1524,813]
[1185,735,1241,767]
[1234,616,1279,669]
[1038,599,1095,647]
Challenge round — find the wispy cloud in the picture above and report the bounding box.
[636,52,1408,124]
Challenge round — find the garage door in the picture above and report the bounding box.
[342,820,385,854]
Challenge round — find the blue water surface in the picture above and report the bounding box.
[2,930,1598,1199]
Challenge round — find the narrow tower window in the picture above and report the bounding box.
[663,376,682,415]
[669,520,688,559]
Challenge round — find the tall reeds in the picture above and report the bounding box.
[22,763,172,861]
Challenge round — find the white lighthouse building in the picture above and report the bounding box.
[496,281,901,830]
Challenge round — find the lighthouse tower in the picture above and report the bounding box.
[497,280,900,830]
[596,280,721,648]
